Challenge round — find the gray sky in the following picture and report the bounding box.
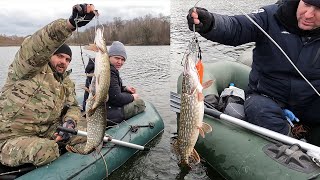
[0,0,170,36]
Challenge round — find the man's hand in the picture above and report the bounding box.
[132,94,139,100]
[283,109,300,127]
[187,7,214,33]
[69,4,98,30]
[126,86,136,94]
[54,119,76,142]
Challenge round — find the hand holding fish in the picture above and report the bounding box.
[187,7,214,33]
[68,3,98,30]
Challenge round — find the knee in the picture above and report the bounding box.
[244,94,289,134]
[33,139,60,166]
[135,99,146,112]
[0,138,59,167]
[33,140,60,166]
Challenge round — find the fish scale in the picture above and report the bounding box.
[173,53,212,166]
[67,28,109,154]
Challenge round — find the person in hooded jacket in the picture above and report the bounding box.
[187,0,320,145]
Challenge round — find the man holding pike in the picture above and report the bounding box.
[0,4,96,167]
[187,0,320,145]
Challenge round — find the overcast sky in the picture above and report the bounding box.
[0,0,170,36]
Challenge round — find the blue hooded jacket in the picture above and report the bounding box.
[200,0,320,106]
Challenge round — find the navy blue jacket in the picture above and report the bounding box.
[107,65,134,107]
[201,4,320,106]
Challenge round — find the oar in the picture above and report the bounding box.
[57,126,150,151]
[169,91,320,157]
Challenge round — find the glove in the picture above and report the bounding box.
[283,109,299,127]
[69,4,96,28]
[187,7,214,33]
[56,119,76,141]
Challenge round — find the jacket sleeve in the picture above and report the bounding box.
[63,77,81,126]
[108,70,134,107]
[85,58,95,73]
[8,19,73,82]
[200,6,270,46]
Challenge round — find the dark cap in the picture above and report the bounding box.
[54,44,72,58]
[302,0,320,8]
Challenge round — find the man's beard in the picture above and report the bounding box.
[55,63,66,73]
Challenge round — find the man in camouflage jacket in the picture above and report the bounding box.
[0,4,96,167]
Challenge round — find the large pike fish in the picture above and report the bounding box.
[67,28,109,154]
[86,28,110,117]
[173,53,213,167]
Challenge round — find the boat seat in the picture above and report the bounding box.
[202,61,251,97]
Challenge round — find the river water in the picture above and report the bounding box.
[0,0,279,179]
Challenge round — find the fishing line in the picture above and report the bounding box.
[223,0,320,96]
[98,150,109,179]
[74,15,86,71]
[193,0,320,165]
[198,0,320,96]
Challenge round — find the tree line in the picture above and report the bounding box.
[0,14,170,46]
[0,35,24,46]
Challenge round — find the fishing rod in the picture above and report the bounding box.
[192,0,320,96]
[57,126,150,151]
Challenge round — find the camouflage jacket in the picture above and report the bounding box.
[0,19,81,140]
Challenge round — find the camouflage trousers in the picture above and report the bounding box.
[0,122,87,167]
[123,99,146,120]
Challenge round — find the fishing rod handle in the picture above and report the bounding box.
[57,126,78,135]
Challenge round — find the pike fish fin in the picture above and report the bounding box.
[189,148,200,165]
[171,137,179,156]
[202,122,213,134]
[82,86,90,93]
[197,92,204,101]
[97,74,100,85]
[198,126,205,138]
[202,80,214,89]
[86,73,95,77]
[87,106,97,117]
[198,122,213,138]
[84,44,99,52]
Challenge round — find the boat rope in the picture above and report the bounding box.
[0,166,37,177]
[98,150,108,179]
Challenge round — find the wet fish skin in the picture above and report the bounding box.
[175,53,212,166]
[83,84,106,154]
[87,28,110,117]
[84,28,109,153]
[67,28,109,154]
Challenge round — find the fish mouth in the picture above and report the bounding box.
[183,54,197,76]
[94,28,107,53]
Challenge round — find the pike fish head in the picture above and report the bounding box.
[182,53,202,94]
[94,28,107,53]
